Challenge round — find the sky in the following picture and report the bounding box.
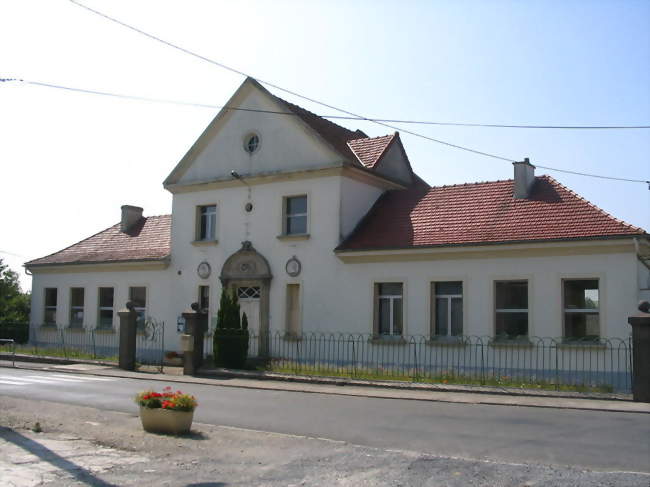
[1,0,649,292]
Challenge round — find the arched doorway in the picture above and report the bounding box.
[220,241,272,356]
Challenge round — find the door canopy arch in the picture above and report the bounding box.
[220,241,272,284]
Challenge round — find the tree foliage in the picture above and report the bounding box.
[213,287,249,368]
[0,258,30,322]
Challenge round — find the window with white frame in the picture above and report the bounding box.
[495,280,528,339]
[563,279,599,341]
[129,287,147,330]
[98,287,114,329]
[375,283,403,337]
[44,288,57,325]
[283,195,308,235]
[197,205,217,241]
[69,288,84,327]
[433,282,463,337]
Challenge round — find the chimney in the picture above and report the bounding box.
[120,205,143,233]
[513,158,536,199]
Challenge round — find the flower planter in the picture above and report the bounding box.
[139,406,194,435]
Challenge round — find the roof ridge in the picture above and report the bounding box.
[272,95,362,141]
[540,175,646,232]
[424,178,514,190]
[25,214,173,266]
[25,221,122,265]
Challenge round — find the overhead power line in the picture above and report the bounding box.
[16,2,642,185]
[4,78,649,130]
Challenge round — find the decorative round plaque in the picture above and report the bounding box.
[197,261,211,279]
[285,256,302,277]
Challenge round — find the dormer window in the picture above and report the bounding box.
[243,133,260,154]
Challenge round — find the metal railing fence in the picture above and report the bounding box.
[1,322,165,371]
[204,331,632,393]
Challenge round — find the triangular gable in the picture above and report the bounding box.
[348,132,414,185]
[164,78,364,187]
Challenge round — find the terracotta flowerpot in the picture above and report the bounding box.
[139,406,194,434]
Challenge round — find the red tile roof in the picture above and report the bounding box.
[347,134,396,168]
[26,215,171,267]
[338,176,647,251]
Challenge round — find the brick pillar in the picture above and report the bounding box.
[118,302,137,371]
[628,301,650,403]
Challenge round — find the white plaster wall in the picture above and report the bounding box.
[169,174,344,348]
[325,251,638,339]
[373,142,411,184]
[178,88,343,185]
[339,176,384,241]
[30,268,176,344]
[638,259,650,303]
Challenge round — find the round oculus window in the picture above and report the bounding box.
[244,133,260,154]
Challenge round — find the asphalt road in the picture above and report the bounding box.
[1,367,648,473]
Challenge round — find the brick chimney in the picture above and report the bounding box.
[120,205,143,233]
[513,158,536,199]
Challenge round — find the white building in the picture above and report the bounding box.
[26,78,650,355]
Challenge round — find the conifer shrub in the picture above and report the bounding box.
[213,288,249,369]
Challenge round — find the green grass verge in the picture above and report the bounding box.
[8,344,118,362]
[262,362,614,394]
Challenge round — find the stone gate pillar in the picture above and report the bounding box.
[118,302,137,371]
[628,301,650,403]
[182,303,207,375]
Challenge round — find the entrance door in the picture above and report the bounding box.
[237,286,261,336]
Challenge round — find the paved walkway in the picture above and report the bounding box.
[1,359,648,414]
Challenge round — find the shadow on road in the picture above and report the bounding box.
[0,426,117,487]
[186,483,228,487]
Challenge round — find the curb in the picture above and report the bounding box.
[2,356,648,414]
[198,366,632,402]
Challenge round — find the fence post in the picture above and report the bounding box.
[118,302,138,371]
[628,301,650,402]
[60,328,67,359]
[91,329,96,360]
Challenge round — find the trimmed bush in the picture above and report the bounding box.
[213,288,249,369]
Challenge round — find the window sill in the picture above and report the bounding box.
[559,340,606,349]
[191,239,218,247]
[277,233,310,241]
[66,326,86,333]
[40,324,58,330]
[489,338,533,348]
[95,328,116,334]
[427,337,467,347]
[369,336,406,345]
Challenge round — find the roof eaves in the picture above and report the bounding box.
[335,234,646,253]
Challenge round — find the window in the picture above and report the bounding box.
[284,195,308,235]
[129,287,147,330]
[495,280,528,339]
[286,284,301,336]
[243,133,260,154]
[375,283,403,337]
[98,287,114,329]
[44,288,57,325]
[197,205,217,241]
[563,279,599,341]
[199,285,210,314]
[69,288,84,327]
[433,282,463,337]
